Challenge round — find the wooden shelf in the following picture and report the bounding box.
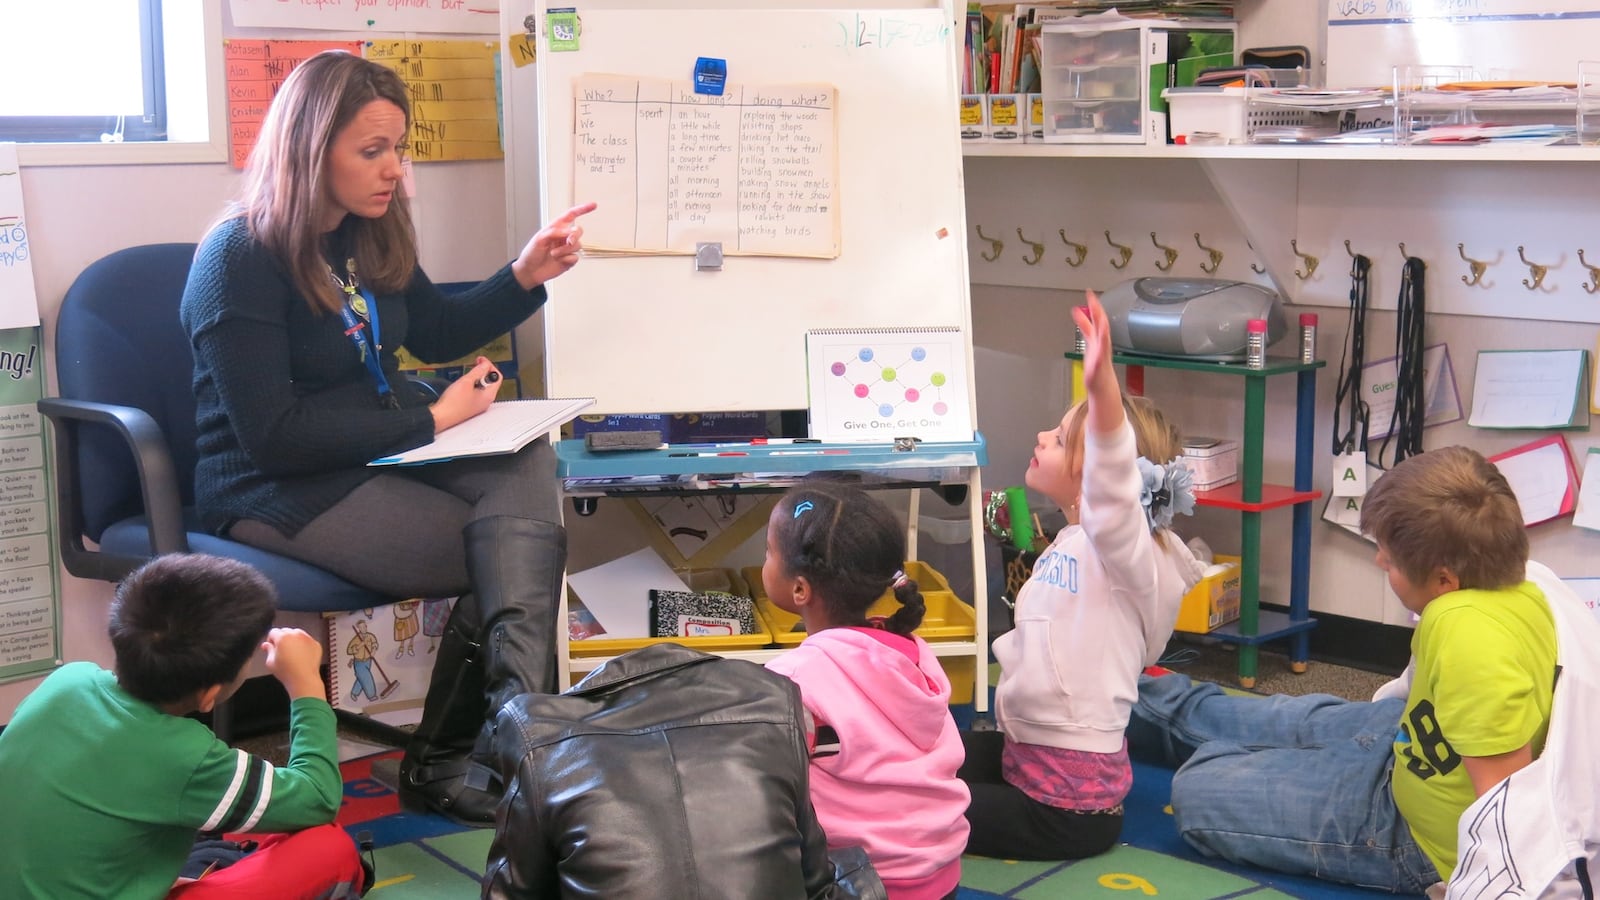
[1195,482,1322,512]
[964,142,1600,162]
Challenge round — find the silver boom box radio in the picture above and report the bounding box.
[1096,277,1286,362]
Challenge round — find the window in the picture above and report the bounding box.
[0,0,166,143]
[1,1,221,165]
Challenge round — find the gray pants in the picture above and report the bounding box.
[231,438,558,598]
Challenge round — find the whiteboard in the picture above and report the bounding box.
[529,1,973,413]
[1326,0,1600,87]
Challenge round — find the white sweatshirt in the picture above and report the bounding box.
[992,419,1204,753]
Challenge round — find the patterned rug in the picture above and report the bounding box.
[335,748,1414,899]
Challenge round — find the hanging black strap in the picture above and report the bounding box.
[1332,252,1371,456]
[1380,254,1427,467]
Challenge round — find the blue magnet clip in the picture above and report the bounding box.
[694,57,727,95]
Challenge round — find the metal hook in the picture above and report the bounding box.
[1397,242,1409,259]
[974,225,1003,262]
[1291,239,1318,280]
[1195,233,1224,274]
[1058,229,1087,268]
[1518,245,1549,291]
[1105,230,1132,270]
[1344,239,1359,259]
[1017,228,1045,266]
[1457,243,1489,287]
[1580,248,1600,294]
[1246,241,1265,274]
[1150,232,1178,272]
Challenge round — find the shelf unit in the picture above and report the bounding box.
[554,436,992,708]
[1068,352,1323,687]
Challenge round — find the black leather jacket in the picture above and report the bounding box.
[483,643,886,900]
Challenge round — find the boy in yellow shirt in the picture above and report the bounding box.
[1129,446,1556,892]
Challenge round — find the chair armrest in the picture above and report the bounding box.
[405,373,449,403]
[37,397,191,581]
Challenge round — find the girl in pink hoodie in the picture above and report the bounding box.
[764,483,970,900]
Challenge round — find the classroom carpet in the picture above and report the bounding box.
[333,747,1418,899]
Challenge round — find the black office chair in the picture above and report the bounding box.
[39,243,433,741]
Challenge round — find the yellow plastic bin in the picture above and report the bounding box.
[568,567,773,657]
[746,563,978,702]
[744,562,972,636]
[1174,554,1241,634]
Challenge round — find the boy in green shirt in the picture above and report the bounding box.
[0,554,368,899]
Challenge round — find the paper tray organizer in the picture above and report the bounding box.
[567,567,774,657]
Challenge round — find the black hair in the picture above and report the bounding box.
[770,481,926,636]
[108,554,279,704]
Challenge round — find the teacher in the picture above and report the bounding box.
[180,50,596,826]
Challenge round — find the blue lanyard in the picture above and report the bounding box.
[332,261,397,408]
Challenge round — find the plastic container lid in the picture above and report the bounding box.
[1299,312,1319,326]
[1247,318,1268,333]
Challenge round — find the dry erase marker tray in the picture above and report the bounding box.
[556,435,988,495]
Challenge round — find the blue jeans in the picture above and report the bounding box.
[1128,673,1440,894]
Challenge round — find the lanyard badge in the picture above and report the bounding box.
[331,258,398,408]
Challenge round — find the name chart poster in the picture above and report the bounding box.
[228,0,499,35]
[0,326,58,682]
[0,144,40,331]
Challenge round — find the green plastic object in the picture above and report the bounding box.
[1005,485,1033,551]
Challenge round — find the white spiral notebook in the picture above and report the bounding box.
[804,326,973,443]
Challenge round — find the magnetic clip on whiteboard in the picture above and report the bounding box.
[694,57,727,95]
[695,242,723,271]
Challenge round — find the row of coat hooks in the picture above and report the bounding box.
[971,226,1237,275]
[1345,239,1600,293]
[973,226,1600,294]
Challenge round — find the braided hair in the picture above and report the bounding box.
[771,481,926,636]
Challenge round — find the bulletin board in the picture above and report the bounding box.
[520,0,976,414]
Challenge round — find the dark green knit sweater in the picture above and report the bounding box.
[180,216,546,537]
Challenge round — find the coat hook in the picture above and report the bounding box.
[1457,243,1489,287]
[1398,242,1409,259]
[1246,241,1264,274]
[1344,239,1360,259]
[1105,230,1132,270]
[1150,232,1178,272]
[1518,245,1549,291]
[1195,232,1224,274]
[1017,228,1045,266]
[1580,248,1600,294]
[1058,229,1087,268]
[1291,239,1318,280]
[974,225,1003,262]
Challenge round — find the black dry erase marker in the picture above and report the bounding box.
[473,369,503,390]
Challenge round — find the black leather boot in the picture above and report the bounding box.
[397,592,501,827]
[465,515,565,714]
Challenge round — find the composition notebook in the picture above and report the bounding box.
[804,326,973,443]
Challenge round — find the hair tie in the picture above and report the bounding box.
[890,569,908,590]
[1136,456,1197,531]
[793,500,814,518]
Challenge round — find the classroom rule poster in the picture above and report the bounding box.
[0,326,59,681]
[805,327,974,443]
